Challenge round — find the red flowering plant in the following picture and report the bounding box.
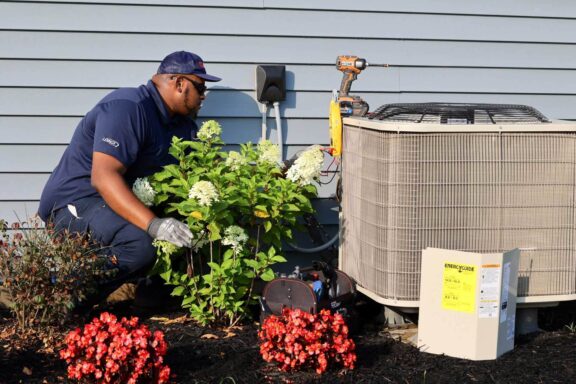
[60,312,170,384]
[259,308,356,374]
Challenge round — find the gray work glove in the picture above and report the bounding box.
[147,217,193,248]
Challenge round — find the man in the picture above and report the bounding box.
[38,51,221,299]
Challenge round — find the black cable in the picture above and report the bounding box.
[318,164,340,185]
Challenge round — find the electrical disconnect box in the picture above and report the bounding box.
[417,248,520,360]
[256,65,286,103]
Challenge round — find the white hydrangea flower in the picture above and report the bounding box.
[286,145,324,186]
[225,151,247,171]
[257,139,281,165]
[132,177,156,206]
[188,180,219,207]
[221,225,249,254]
[197,120,222,141]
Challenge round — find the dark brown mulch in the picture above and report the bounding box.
[1,300,575,384]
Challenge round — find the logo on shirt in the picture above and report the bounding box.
[102,137,120,148]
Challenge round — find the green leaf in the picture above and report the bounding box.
[207,222,221,241]
[153,170,173,182]
[244,259,259,269]
[182,296,195,306]
[171,286,185,296]
[159,270,172,282]
[198,288,212,295]
[202,274,213,283]
[222,249,235,260]
[263,220,272,233]
[293,194,310,204]
[260,269,275,282]
[207,262,222,272]
[254,205,268,213]
[271,255,287,263]
[283,204,300,212]
[221,259,234,270]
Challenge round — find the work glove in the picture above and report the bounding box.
[147,217,193,248]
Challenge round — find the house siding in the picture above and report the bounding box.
[1,0,576,231]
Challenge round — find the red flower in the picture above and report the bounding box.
[59,312,170,383]
[259,308,357,374]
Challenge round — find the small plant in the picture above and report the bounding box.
[565,321,576,334]
[60,312,170,384]
[259,308,356,374]
[140,120,322,326]
[0,217,111,333]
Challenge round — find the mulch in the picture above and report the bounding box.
[1,299,575,384]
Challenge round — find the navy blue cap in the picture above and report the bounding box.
[157,51,221,82]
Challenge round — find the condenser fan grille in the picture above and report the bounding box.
[368,103,551,124]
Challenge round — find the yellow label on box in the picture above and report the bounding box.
[442,262,477,313]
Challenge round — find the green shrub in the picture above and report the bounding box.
[141,120,322,326]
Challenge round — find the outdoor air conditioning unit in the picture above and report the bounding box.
[340,103,576,308]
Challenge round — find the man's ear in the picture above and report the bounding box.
[177,82,183,92]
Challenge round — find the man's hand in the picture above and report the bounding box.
[147,217,193,248]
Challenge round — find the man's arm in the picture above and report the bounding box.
[91,152,193,247]
[91,152,154,231]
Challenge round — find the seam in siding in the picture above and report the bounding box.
[2,29,576,46]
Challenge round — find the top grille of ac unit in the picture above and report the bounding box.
[368,103,550,124]
[340,103,576,307]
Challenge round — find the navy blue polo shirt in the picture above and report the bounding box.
[38,80,197,221]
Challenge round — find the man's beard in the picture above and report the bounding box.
[184,88,200,119]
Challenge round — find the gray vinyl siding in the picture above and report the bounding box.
[1,0,576,229]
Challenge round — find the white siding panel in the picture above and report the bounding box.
[0,116,330,145]
[10,0,576,18]
[0,145,65,172]
[5,61,576,95]
[0,88,108,116]
[10,0,264,8]
[393,68,576,95]
[0,61,161,89]
[0,117,79,144]
[3,31,576,69]
[3,88,576,119]
[0,174,50,200]
[0,61,392,92]
[4,2,576,43]
[267,0,576,18]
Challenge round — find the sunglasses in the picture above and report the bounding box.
[174,76,207,96]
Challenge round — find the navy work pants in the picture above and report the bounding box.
[51,196,156,295]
